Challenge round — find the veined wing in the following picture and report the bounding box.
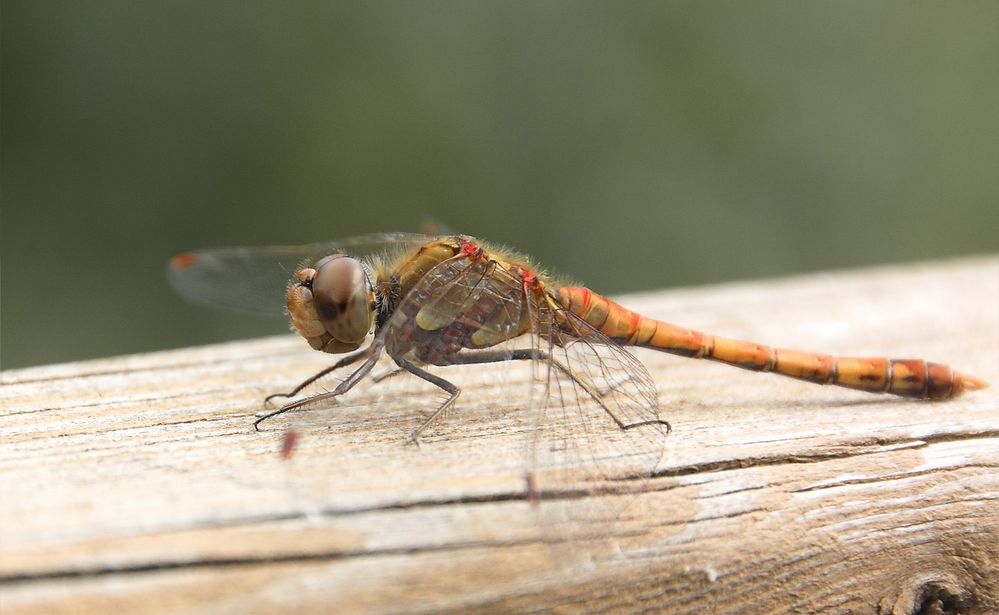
[531,301,667,480]
[375,249,669,559]
[168,232,429,313]
[375,244,668,489]
[378,247,529,358]
[525,293,669,551]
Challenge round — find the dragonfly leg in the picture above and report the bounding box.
[451,350,672,434]
[370,367,407,383]
[393,357,461,445]
[264,347,372,406]
[544,356,671,434]
[254,348,380,431]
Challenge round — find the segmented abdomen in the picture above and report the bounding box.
[556,287,986,399]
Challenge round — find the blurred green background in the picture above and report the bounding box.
[3,1,997,369]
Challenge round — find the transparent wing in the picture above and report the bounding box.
[530,301,667,480]
[167,232,429,313]
[375,250,669,552]
[378,251,529,362]
[518,291,670,564]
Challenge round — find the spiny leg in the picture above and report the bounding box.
[264,347,372,406]
[254,349,380,430]
[370,367,407,383]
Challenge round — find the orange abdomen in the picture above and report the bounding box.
[556,287,987,400]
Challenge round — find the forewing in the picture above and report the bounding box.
[168,232,428,313]
[378,253,528,360]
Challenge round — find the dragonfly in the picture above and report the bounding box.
[170,231,986,430]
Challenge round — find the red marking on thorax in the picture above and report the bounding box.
[518,267,538,289]
[460,240,482,259]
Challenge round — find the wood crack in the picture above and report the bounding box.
[652,430,999,480]
[0,537,544,586]
[3,257,996,614]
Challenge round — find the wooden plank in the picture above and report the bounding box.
[1,256,997,614]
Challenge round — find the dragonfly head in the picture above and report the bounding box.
[286,255,374,353]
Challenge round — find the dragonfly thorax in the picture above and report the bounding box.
[286,255,375,354]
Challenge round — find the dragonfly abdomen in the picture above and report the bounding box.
[556,287,987,400]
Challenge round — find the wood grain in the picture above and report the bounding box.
[2,257,997,614]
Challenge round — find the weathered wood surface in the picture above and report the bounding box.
[1,257,997,615]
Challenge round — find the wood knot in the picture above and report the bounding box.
[878,572,973,615]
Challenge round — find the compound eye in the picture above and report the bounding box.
[311,256,373,344]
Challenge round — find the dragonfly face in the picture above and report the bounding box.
[286,255,375,354]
